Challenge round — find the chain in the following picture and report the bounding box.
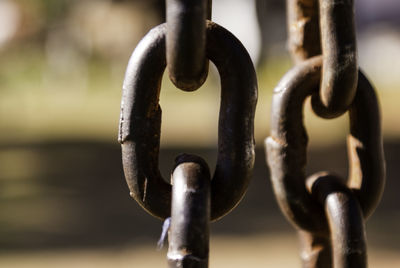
[168,155,211,266]
[287,0,358,118]
[119,1,385,267]
[166,0,211,91]
[266,0,385,267]
[118,1,257,267]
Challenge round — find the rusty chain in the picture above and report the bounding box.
[287,0,358,118]
[168,155,211,267]
[119,1,257,267]
[266,0,385,267]
[118,0,385,267]
[166,0,212,91]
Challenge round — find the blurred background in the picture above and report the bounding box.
[0,0,399,267]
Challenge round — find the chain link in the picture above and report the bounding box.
[287,0,358,118]
[306,173,367,267]
[119,21,257,221]
[167,155,210,267]
[119,2,257,266]
[119,1,385,267]
[315,0,358,118]
[166,0,211,91]
[266,0,386,267]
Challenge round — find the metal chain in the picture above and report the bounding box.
[118,1,385,267]
[166,0,211,91]
[287,0,358,118]
[118,1,257,267]
[119,21,257,220]
[266,0,386,267]
[168,154,211,267]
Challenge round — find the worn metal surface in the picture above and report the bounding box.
[287,0,358,118]
[306,173,367,267]
[270,3,384,265]
[312,0,358,118]
[119,1,384,266]
[287,0,321,62]
[119,21,257,221]
[265,56,385,267]
[166,0,211,91]
[298,230,332,267]
[168,154,211,268]
[318,0,357,115]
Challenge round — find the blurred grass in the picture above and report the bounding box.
[0,2,399,267]
[0,234,399,267]
[3,47,395,147]
[0,143,399,266]
[0,46,121,142]
[0,47,399,266]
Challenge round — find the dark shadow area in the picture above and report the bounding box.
[0,140,398,252]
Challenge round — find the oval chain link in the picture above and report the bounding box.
[267,0,386,265]
[119,1,385,267]
[119,21,257,221]
[266,56,385,267]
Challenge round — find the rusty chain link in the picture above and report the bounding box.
[119,1,257,266]
[168,155,211,267]
[119,0,385,267]
[166,0,212,91]
[266,56,385,267]
[266,0,385,267]
[119,21,257,220]
[287,0,358,118]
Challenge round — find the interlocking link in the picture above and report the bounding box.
[267,1,385,266]
[287,0,358,118]
[166,0,211,91]
[266,56,385,231]
[306,173,367,267]
[265,56,385,267]
[168,154,211,268]
[119,2,257,266]
[297,173,367,268]
[119,21,257,221]
[118,1,385,266]
[315,0,358,118]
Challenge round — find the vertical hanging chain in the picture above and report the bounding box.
[287,0,358,118]
[266,0,385,267]
[166,0,211,91]
[316,0,358,118]
[118,1,385,267]
[119,1,257,267]
[119,22,257,221]
[168,155,211,267]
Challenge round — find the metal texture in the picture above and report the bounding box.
[119,21,257,221]
[168,154,211,268]
[287,0,358,118]
[298,230,332,267]
[166,0,211,91]
[265,56,385,267]
[306,173,367,268]
[287,0,321,62]
[266,55,385,232]
[312,0,358,118]
[297,173,367,268]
